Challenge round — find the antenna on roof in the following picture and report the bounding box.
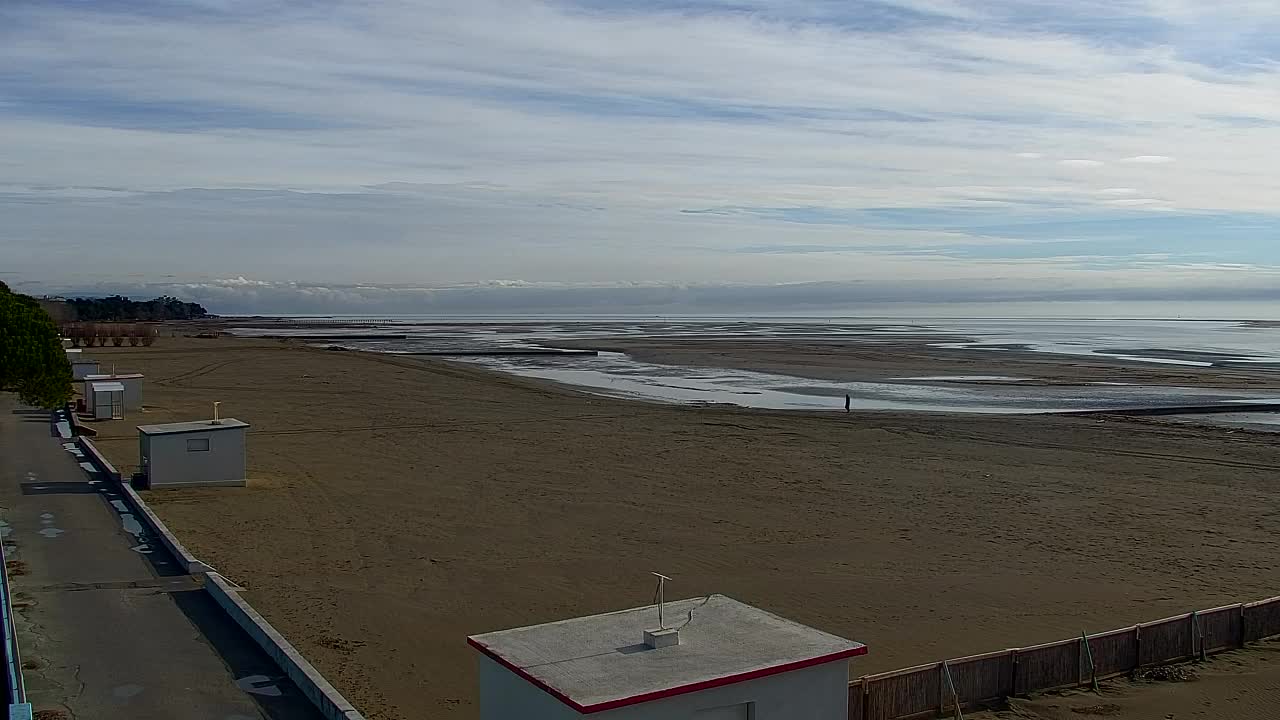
[644,572,681,649]
[213,401,222,425]
[651,572,672,629]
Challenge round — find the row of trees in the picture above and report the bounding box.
[63,323,158,347]
[64,295,208,322]
[0,281,73,408]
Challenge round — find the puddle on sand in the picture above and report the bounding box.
[1164,412,1280,433]
[896,375,1031,382]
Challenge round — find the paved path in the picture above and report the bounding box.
[0,396,322,720]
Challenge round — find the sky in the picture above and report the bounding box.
[3,0,1280,314]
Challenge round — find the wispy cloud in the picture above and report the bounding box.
[2,1,1280,310]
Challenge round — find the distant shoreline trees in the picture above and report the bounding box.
[45,294,208,348]
[0,282,73,408]
[62,295,209,322]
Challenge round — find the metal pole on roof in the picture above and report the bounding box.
[651,572,672,629]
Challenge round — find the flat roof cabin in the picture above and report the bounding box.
[88,381,125,420]
[84,373,144,411]
[469,594,866,720]
[138,419,249,489]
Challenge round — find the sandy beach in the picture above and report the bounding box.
[81,335,1280,719]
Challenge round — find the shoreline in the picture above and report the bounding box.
[547,336,1280,389]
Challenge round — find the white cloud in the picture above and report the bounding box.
[1103,197,1169,206]
[0,1,1279,295]
[1123,155,1177,164]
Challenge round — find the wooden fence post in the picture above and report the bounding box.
[1133,624,1142,668]
[860,676,868,720]
[1189,612,1200,661]
[1239,604,1248,648]
[1080,631,1098,692]
[1009,649,1019,698]
[938,662,946,715]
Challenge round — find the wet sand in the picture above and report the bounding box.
[81,336,1280,719]
[553,336,1280,388]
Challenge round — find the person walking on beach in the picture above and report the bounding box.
[844,393,851,413]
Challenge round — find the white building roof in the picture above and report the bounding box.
[90,381,125,393]
[468,594,866,713]
[138,419,249,435]
[65,348,82,355]
[84,373,145,380]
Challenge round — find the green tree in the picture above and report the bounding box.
[0,281,73,408]
[66,294,208,321]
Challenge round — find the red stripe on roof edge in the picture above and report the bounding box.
[468,637,867,714]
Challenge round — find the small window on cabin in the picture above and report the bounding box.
[186,438,211,452]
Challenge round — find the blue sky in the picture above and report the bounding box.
[3,0,1280,312]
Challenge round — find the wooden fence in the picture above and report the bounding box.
[848,595,1280,720]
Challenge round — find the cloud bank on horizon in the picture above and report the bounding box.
[3,0,1280,313]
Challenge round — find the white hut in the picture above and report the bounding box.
[84,373,144,411]
[89,382,126,420]
[70,357,100,380]
[137,419,249,489]
[469,594,866,720]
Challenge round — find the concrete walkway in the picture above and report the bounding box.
[0,396,322,720]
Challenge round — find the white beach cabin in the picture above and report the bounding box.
[89,381,126,420]
[83,373,144,411]
[137,419,249,489]
[469,594,866,720]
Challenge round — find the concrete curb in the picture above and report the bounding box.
[76,437,210,574]
[205,573,366,720]
[62,405,95,438]
[118,481,213,574]
[74,436,120,483]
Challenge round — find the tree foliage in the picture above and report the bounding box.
[64,295,208,322]
[0,281,73,408]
